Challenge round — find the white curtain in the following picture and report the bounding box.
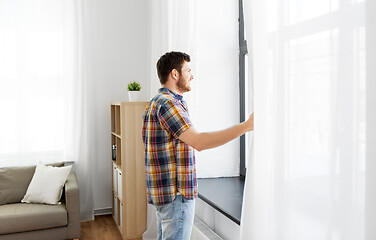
[241,0,376,239]
[0,0,94,221]
[147,0,198,101]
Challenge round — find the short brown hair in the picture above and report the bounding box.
[156,51,191,85]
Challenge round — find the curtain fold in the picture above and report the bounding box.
[241,0,375,239]
[0,0,94,221]
[365,1,376,239]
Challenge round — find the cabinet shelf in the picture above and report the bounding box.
[110,102,148,239]
[111,105,122,135]
[111,132,122,139]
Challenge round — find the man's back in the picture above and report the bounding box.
[142,87,198,207]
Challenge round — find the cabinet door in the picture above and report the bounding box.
[113,194,119,225]
[120,202,123,229]
[113,164,118,194]
[117,168,123,200]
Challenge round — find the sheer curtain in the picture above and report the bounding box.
[147,0,199,108]
[241,0,376,239]
[0,0,94,221]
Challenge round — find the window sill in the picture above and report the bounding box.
[197,177,245,225]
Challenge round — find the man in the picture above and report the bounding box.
[142,51,254,240]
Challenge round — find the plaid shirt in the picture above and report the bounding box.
[142,88,197,206]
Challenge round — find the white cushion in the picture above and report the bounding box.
[21,162,72,205]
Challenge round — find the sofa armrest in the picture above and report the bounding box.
[64,172,81,239]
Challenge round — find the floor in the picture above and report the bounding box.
[81,215,122,240]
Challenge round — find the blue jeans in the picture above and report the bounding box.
[156,194,195,240]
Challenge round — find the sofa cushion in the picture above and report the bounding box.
[22,163,72,205]
[0,166,35,205]
[0,203,68,234]
[0,162,65,205]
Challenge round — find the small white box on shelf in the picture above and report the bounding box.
[117,168,123,200]
[113,163,117,194]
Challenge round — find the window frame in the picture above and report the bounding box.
[239,0,248,178]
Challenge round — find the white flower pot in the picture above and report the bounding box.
[128,91,142,102]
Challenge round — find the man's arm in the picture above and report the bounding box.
[179,113,254,152]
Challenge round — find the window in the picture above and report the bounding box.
[0,1,81,166]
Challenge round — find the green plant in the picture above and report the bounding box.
[127,81,141,91]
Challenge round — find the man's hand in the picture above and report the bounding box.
[245,113,254,132]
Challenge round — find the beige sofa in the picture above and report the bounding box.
[0,164,81,240]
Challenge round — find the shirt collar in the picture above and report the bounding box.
[159,87,184,101]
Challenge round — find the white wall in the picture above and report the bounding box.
[84,0,149,210]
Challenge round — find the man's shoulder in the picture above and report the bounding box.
[150,92,177,108]
[144,93,170,116]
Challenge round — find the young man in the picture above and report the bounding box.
[142,51,254,240]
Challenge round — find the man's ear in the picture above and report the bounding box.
[171,69,179,80]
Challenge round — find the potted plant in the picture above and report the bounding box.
[127,81,142,102]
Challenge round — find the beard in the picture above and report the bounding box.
[177,76,191,93]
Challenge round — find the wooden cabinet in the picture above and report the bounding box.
[111,102,148,239]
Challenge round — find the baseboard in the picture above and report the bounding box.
[94,207,112,216]
[191,217,223,240]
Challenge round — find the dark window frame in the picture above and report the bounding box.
[239,0,248,178]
